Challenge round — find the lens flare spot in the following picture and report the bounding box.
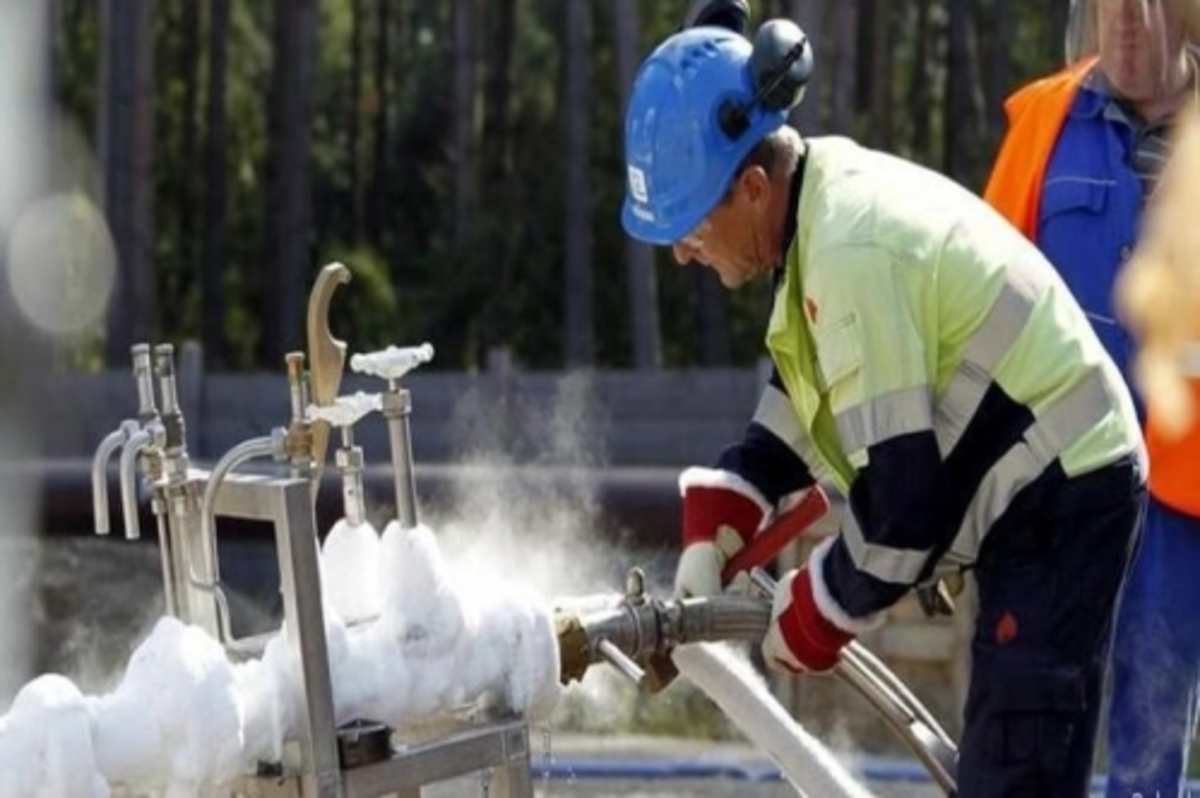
[6,193,116,336]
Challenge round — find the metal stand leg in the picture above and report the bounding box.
[274,479,342,797]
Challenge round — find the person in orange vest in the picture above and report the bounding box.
[985,1,1199,793]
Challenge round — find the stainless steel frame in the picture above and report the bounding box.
[92,341,535,798]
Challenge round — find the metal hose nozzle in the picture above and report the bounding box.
[555,591,771,686]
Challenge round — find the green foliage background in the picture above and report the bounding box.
[53,0,1065,372]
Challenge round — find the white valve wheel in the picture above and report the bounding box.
[306,391,381,427]
[350,344,435,381]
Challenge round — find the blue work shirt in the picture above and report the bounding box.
[1036,83,1145,396]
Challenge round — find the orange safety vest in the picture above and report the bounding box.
[985,59,1200,517]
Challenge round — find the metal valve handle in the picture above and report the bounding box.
[306,391,381,428]
[721,485,830,585]
[350,344,435,382]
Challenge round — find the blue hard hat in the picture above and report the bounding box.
[621,27,789,246]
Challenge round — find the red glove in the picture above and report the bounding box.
[674,467,770,597]
[762,538,879,673]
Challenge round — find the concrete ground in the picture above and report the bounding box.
[422,733,944,797]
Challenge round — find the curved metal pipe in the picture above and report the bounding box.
[839,643,957,794]
[92,426,129,536]
[749,567,958,795]
[118,429,153,540]
[198,435,279,643]
[844,640,957,753]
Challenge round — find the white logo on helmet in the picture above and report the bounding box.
[627,165,649,204]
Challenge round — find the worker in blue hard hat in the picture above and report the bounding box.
[624,21,1146,795]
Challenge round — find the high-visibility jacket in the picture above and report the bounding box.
[750,136,1143,617]
[985,61,1200,517]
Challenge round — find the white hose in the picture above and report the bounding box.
[672,642,875,798]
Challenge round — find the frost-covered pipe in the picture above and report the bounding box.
[672,642,875,798]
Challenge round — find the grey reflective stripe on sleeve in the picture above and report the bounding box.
[752,384,832,484]
[945,368,1117,566]
[835,385,934,456]
[841,508,935,585]
[934,282,1037,456]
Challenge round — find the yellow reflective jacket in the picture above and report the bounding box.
[765,137,1143,579]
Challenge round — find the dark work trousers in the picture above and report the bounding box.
[955,458,1145,798]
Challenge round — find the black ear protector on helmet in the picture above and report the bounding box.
[679,3,813,142]
[719,19,812,139]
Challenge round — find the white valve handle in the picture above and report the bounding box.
[306,391,381,427]
[350,344,435,382]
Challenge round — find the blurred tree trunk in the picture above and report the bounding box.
[262,0,319,365]
[99,0,156,365]
[178,0,200,291]
[482,0,517,344]
[611,0,662,369]
[944,0,987,185]
[866,0,893,150]
[367,0,390,247]
[945,0,969,178]
[829,0,857,134]
[908,0,933,161]
[482,0,515,188]
[1048,0,1071,62]
[986,0,1014,131]
[451,0,477,242]
[563,0,594,367]
[348,0,364,242]
[201,0,230,367]
[785,0,824,134]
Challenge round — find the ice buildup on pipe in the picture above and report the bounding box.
[0,523,560,796]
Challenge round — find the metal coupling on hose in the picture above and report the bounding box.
[553,567,772,688]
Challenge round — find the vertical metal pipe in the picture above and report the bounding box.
[154,508,178,616]
[154,343,179,415]
[154,343,189,472]
[131,343,157,421]
[275,479,342,796]
[285,352,316,479]
[339,424,365,528]
[287,352,308,422]
[384,388,418,528]
[117,429,151,540]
